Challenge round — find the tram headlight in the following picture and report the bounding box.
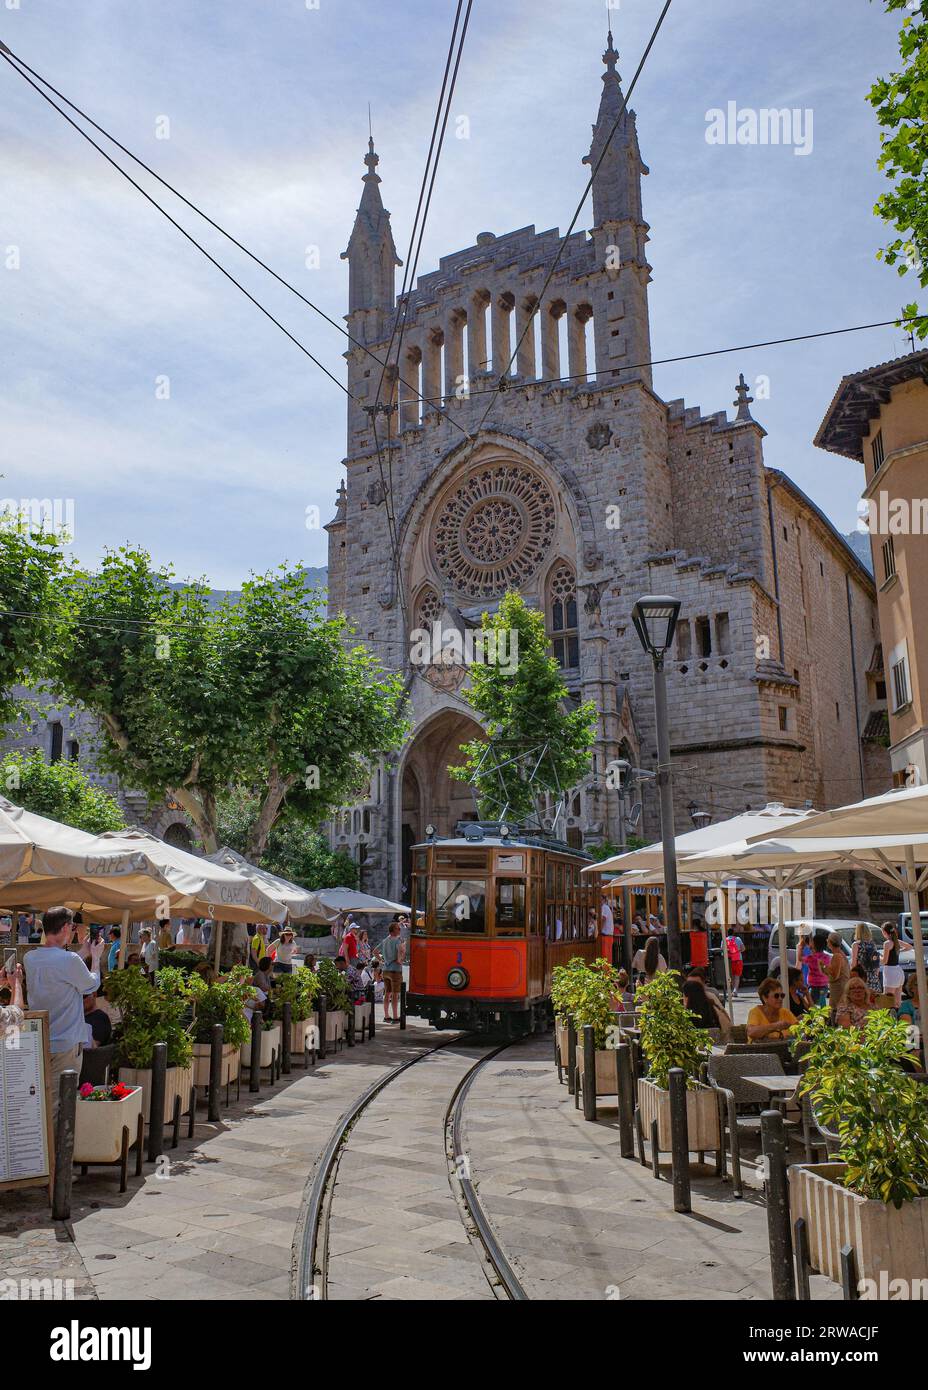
[447,966,469,991]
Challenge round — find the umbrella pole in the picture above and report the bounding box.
[117,909,130,970]
[777,872,790,1006]
[213,921,223,975]
[904,846,928,1054]
[717,877,733,1015]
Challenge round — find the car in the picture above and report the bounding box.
[767,918,882,973]
[897,911,928,979]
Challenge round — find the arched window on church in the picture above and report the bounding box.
[547,563,579,669]
[415,585,441,635]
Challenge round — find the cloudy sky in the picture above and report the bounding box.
[1,0,910,590]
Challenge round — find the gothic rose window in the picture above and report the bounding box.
[415,585,441,631]
[548,563,578,669]
[430,464,556,599]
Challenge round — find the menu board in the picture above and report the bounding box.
[0,1013,53,1192]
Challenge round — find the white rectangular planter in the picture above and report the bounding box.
[291,1014,319,1055]
[240,1022,281,1071]
[191,1042,240,1089]
[74,1087,143,1164]
[326,1010,346,1044]
[789,1163,928,1287]
[353,1003,372,1036]
[637,1076,720,1152]
[117,1065,194,1126]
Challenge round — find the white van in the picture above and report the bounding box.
[767,918,881,973]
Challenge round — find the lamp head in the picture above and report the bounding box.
[631,595,681,658]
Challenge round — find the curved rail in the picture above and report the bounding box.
[444,1041,529,1301]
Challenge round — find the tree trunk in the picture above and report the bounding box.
[246,772,294,860]
[167,786,218,853]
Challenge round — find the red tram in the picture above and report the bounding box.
[407,823,601,1035]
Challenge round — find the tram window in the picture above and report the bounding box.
[415,851,428,872]
[434,878,487,934]
[546,863,554,898]
[496,852,524,872]
[436,851,487,871]
[413,874,427,932]
[495,880,525,935]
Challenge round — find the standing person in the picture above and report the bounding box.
[23,907,104,1122]
[0,961,25,1040]
[337,918,359,963]
[356,929,373,966]
[726,933,745,997]
[139,927,159,978]
[599,893,615,963]
[826,933,850,1012]
[881,924,905,1006]
[106,926,122,973]
[249,923,270,969]
[851,923,882,996]
[380,920,405,1022]
[803,932,831,1006]
[270,927,296,975]
[157,918,173,951]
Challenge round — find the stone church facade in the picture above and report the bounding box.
[326,33,889,900]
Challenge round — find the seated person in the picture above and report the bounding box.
[834,974,874,1031]
[253,956,274,995]
[787,966,813,1017]
[747,977,798,1041]
[897,974,919,1029]
[345,957,367,1001]
[82,991,113,1047]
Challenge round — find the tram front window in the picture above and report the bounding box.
[435,879,487,934]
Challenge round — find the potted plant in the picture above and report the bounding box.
[74,1082,143,1164]
[550,956,624,1093]
[191,967,252,1089]
[268,966,320,1055]
[636,970,718,1150]
[789,1007,928,1287]
[315,958,350,1044]
[107,965,200,1125]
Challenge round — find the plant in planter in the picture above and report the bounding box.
[789,1007,928,1286]
[314,958,350,1015]
[158,947,206,974]
[636,970,717,1151]
[550,956,622,1047]
[105,965,203,1123]
[267,966,320,1025]
[192,967,253,1050]
[793,1007,928,1208]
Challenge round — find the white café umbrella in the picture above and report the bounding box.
[208,847,330,924]
[737,784,928,1037]
[307,886,411,919]
[0,800,287,966]
[585,804,817,1007]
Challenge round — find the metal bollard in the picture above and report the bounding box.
[582,1025,597,1122]
[281,1002,292,1075]
[52,1069,78,1221]
[317,993,328,1061]
[554,1026,563,1085]
[761,1109,795,1301]
[567,1022,577,1096]
[147,1042,167,1165]
[400,980,407,1030]
[668,1067,692,1214]
[366,984,376,1041]
[249,1015,261,1093]
[208,1023,224,1122]
[616,1043,635,1158]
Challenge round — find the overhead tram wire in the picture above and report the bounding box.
[370,0,476,630]
[0,44,469,442]
[0,51,349,398]
[469,0,673,443]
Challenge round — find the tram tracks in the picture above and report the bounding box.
[295,1032,530,1301]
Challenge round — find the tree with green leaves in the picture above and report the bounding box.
[869,0,928,339]
[0,524,64,728]
[0,748,126,833]
[448,590,597,824]
[216,786,359,889]
[48,548,407,857]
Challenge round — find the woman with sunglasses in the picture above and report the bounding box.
[747,976,798,1041]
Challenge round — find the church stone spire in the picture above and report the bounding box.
[583,29,648,229]
[341,137,402,318]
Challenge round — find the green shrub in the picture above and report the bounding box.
[107,965,203,1070]
[550,956,623,1049]
[636,969,711,1091]
[793,1005,928,1208]
[192,967,254,1049]
[267,966,319,1023]
[314,958,350,1014]
[158,947,205,974]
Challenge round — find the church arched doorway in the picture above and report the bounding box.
[398,710,485,896]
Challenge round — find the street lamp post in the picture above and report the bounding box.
[632,596,683,971]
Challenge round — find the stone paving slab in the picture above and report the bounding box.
[460,1035,842,1302]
